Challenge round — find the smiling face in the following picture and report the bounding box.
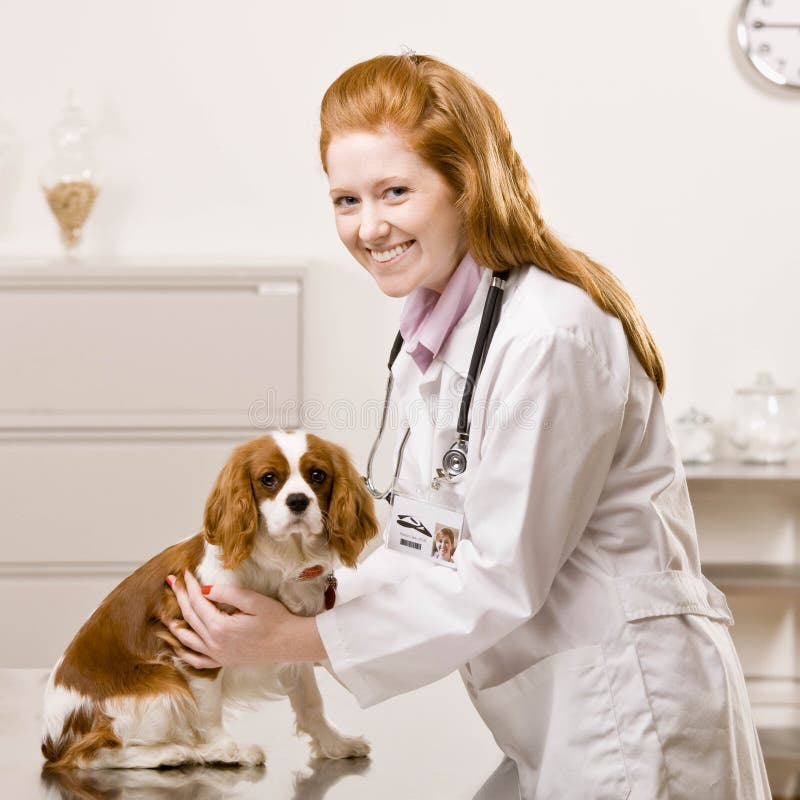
[435,530,454,561]
[326,129,468,298]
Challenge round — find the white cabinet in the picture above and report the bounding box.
[0,258,305,666]
[687,461,800,792]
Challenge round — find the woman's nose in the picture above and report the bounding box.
[358,203,390,244]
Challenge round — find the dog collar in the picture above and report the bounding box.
[298,565,325,580]
[297,565,337,610]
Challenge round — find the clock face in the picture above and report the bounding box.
[737,0,800,88]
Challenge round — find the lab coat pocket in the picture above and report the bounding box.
[613,571,760,799]
[614,570,734,626]
[469,644,631,800]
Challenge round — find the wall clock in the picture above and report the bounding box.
[737,0,800,88]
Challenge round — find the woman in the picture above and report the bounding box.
[168,52,770,799]
[433,528,456,562]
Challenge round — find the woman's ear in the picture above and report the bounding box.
[325,442,380,568]
[203,443,259,569]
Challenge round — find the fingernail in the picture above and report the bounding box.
[201,585,212,595]
[166,575,175,587]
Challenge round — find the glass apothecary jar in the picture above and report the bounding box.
[728,372,799,464]
[40,91,100,253]
[675,406,715,464]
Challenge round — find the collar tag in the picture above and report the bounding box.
[324,574,338,610]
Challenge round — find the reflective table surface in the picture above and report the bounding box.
[1,667,504,799]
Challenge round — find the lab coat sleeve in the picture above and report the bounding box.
[315,328,628,707]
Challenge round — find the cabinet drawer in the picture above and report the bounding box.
[0,279,300,416]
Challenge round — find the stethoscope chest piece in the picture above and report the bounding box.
[433,435,469,489]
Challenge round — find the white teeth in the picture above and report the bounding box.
[370,241,413,262]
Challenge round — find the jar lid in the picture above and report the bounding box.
[50,90,93,151]
[676,405,713,424]
[735,371,794,396]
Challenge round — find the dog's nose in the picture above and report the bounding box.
[286,493,310,514]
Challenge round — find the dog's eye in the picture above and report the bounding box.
[260,472,278,488]
[309,468,326,485]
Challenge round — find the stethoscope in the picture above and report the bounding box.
[363,269,511,502]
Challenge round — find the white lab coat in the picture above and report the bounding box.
[316,264,771,799]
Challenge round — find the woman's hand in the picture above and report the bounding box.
[165,570,327,670]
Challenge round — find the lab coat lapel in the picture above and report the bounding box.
[415,361,444,482]
[392,351,443,484]
[438,265,524,376]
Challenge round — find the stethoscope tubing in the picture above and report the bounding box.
[363,268,511,501]
[458,272,508,435]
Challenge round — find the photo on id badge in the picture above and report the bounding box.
[388,492,463,569]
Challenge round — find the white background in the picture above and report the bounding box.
[1,0,797,466]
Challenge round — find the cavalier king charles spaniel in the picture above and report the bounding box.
[41,430,379,770]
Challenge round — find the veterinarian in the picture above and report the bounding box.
[169,51,771,799]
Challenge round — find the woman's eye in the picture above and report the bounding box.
[309,468,326,484]
[260,473,278,488]
[333,187,407,208]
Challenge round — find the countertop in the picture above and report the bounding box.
[0,667,504,799]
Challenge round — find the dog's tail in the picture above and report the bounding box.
[41,700,121,770]
[41,660,201,770]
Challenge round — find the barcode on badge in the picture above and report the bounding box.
[400,538,422,550]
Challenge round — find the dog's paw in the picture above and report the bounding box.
[199,737,266,766]
[310,732,371,760]
[238,743,267,766]
[158,745,199,767]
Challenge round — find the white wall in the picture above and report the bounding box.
[0,0,798,468]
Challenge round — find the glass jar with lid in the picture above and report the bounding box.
[674,406,715,464]
[728,372,799,464]
[40,90,101,253]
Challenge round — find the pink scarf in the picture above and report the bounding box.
[398,251,483,373]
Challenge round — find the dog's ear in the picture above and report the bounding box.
[203,442,259,569]
[325,442,380,568]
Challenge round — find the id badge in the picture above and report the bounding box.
[386,477,464,569]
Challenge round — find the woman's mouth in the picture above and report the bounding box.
[369,240,415,265]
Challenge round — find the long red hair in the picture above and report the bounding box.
[319,53,665,394]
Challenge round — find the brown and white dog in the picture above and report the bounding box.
[41,430,379,770]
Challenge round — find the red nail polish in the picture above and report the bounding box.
[201,585,212,595]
